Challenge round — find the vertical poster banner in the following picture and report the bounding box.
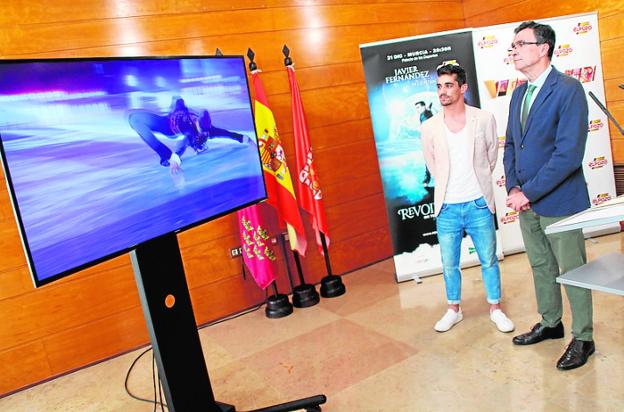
[549,14,618,222]
[360,30,484,282]
[473,13,618,254]
[472,22,527,254]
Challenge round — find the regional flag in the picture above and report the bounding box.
[250,70,307,256]
[237,204,278,290]
[286,64,330,253]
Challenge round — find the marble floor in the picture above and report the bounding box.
[1,233,623,411]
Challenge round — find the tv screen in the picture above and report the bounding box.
[0,56,266,287]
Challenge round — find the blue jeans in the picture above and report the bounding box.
[435,197,501,304]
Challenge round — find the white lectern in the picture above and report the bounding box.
[545,196,624,296]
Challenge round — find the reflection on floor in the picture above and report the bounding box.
[1,233,623,411]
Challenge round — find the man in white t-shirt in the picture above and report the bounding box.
[422,63,514,333]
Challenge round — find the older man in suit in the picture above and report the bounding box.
[503,20,594,370]
[422,63,514,334]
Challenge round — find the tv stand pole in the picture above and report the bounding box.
[131,232,326,412]
[131,233,233,412]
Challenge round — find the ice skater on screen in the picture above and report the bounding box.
[128,96,254,174]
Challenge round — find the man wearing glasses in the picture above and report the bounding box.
[503,21,594,370]
[422,63,514,334]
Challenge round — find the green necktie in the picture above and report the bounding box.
[521,84,537,132]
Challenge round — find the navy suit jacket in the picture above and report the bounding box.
[503,67,590,217]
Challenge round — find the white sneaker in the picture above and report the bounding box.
[434,309,463,332]
[490,309,515,333]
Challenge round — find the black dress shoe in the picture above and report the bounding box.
[557,338,595,370]
[512,322,564,345]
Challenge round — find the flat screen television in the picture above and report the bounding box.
[0,55,266,287]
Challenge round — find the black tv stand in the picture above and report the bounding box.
[130,233,326,412]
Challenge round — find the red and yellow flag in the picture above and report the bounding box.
[237,204,278,289]
[286,64,330,254]
[251,70,307,256]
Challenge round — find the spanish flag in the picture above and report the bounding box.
[250,70,307,256]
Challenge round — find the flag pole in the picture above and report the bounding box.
[200,48,325,412]
[265,280,293,319]
[279,232,319,307]
[243,51,296,320]
[318,232,345,298]
[284,233,320,308]
[282,45,345,298]
[276,232,297,294]
[276,233,296,293]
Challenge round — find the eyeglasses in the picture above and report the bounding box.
[508,40,542,51]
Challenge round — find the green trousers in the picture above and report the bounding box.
[519,210,593,341]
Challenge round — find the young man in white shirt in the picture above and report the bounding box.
[422,63,514,333]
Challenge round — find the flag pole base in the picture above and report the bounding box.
[292,283,320,308]
[265,294,294,318]
[320,275,346,298]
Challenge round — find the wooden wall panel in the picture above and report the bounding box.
[191,276,267,325]
[463,0,597,24]
[43,307,148,374]
[0,268,33,301]
[607,100,624,142]
[463,0,624,164]
[0,341,51,395]
[613,140,624,162]
[602,38,624,82]
[0,1,466,395]
[604,77,624,103]
[0,264,138,350]
[1,6,464,57]
[0,0,462,26]
[0,226,26,274]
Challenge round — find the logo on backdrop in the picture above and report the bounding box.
[397,203,435,221]
[588,119,604,132]
[564,66,596,83]
[500,210,519,225]
[483,78,526,98]
[592,193,612,206]
[385,65,430,84]
[554,44,573,58]
[477,35,498,49]
[588,156,608,169]
[496,175,506,187]
[574,22,593,35]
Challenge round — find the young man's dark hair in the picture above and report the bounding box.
[513,20,556,60]
[436,63,467,86]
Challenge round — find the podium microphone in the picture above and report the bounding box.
[588,91,624,136]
